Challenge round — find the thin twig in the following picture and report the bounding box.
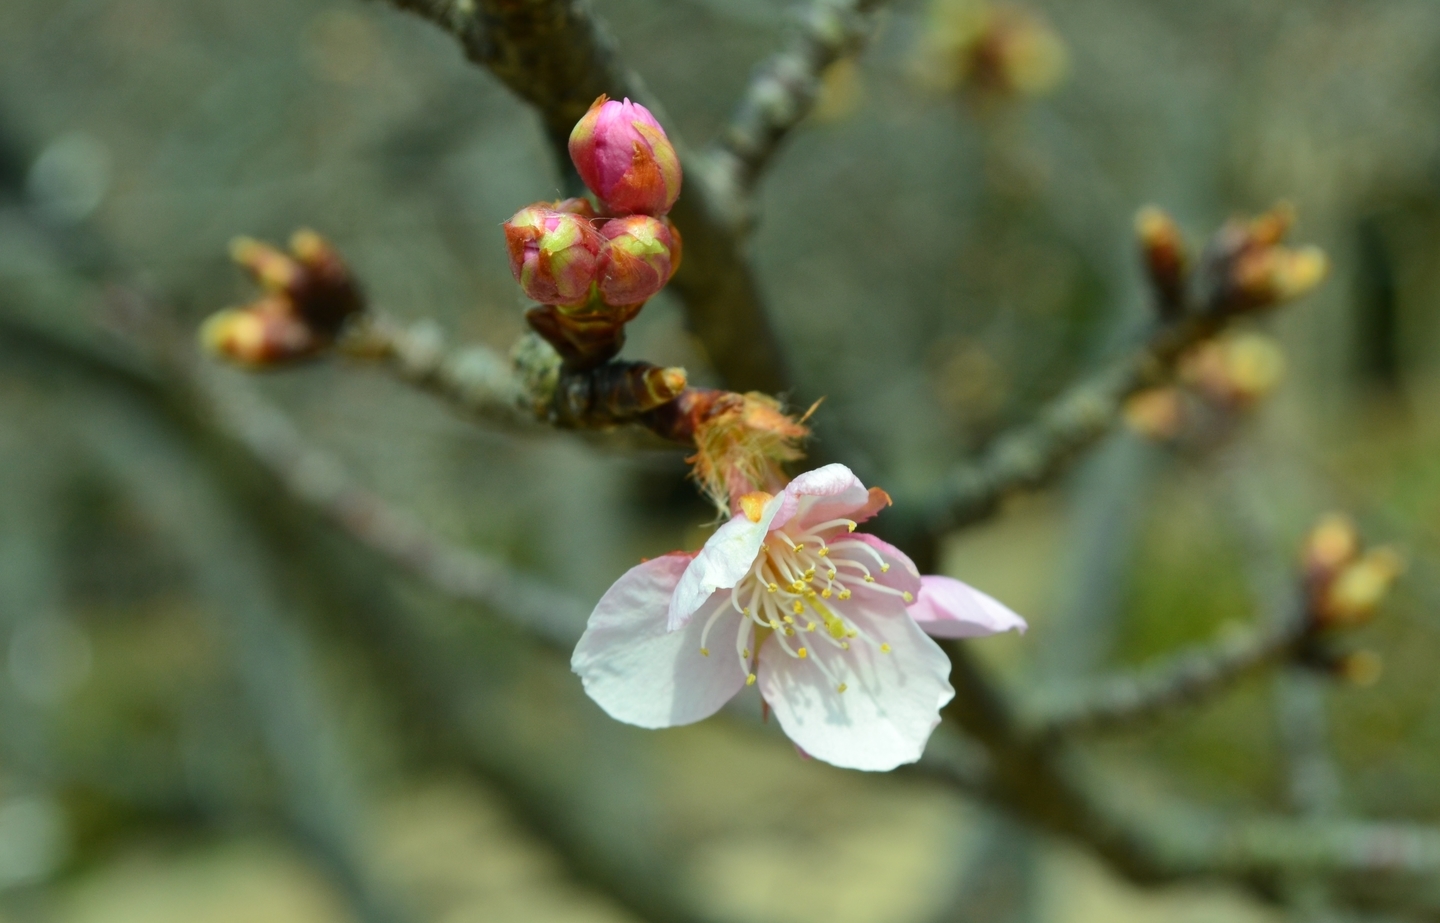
[906,312,1228,539]
[340,314,539,431]
[196,364,592,648]
[1024,611,1309,739]
[708,0,894,227]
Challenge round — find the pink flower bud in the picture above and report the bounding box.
[503,205,603,306]
[597,215,681,306]
[568,96,682,217]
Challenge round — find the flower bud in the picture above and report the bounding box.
[202,230,363,365]
[597,215,681,306]
[1302,514,1360,579]
[200,299,322,367]
[1319,547,1404,628]
[1123,387,1184,441]
[1135,206,1188,316]
[1181,333,1286,409]
[503,206,603,306]
[552,361,688,427]
[1200,204,1329,314]
[568,96,682,217]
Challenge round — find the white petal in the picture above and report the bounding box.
[757,602,954,771]
[667,495,784,631]
[573,555,747,728]
[779,463,870,532]
[908,575,1028,639]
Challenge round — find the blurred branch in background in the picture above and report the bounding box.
[86,404,414,923]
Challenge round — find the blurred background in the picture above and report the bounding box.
[2,0,1440,920]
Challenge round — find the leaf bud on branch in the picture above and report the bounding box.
[1200,204,1329,314]
[200,230,364,367]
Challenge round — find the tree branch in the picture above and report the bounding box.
[377,0,791,393]
[196,362,592,648]
[1024,610,1309,739]
[708,0,893,227]
[905,312,1228,538]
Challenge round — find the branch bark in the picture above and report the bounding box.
[1023,611,1309,740]
[708,0,893,227]
[898,312,1229,540]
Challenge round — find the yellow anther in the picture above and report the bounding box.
[838,589,852,600]
[794,543,804,551]
[767,583,778,593]
[841,641,850,650]
[804,568,816,579]
[784,614,796,623]
[864,575,875,583]
[837,683,848,693]
[804,590,817,599]
[902,591,913,603]
[743,607,752,615]
[785,627,796,636]
[880,563,890,573]
[791,601,804,614]
[700,648,709,657]
[790,581,806,592]
[821,588,833,598]
[806,622,817,632]
[742,648,750,658]
[746,673,757,686]
[880,643,891,653]
[846,629,857,638]
[817,547,829,557]
[847,523,856,532]
[798,647,808,659]
[827,569,837,579]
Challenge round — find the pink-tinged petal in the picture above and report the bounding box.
[668,493,784,631]
[757,604,954,771]
[908,575,1028,639]
[573,555,746,728]
[852,487,893,524]
[776,463,869,531]
[842,532,923,596]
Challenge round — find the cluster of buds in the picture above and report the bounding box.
[201,230,363,367]
[1124,331,1287,442]
[1302,514,1404,631]
[501,97,814,508]
[1136,204,1328,318]
[921,1,1068,100]
[503,97,683,372]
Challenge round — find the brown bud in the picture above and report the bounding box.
[199,299,323,367]
[552,361,687,428]
[1123,387,1184,441]
[1135,206,1189,317]
[1318,547,1404,628]
[203,230,364,367]
[1180,333,1286,409]
[1200,204,1328,314]
[1302,514,1360,579]
[948,5,1068,99]
[524,301,642,371]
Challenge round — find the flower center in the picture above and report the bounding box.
[695,518,914,694]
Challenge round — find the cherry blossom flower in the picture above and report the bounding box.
[571,464,1025,771]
